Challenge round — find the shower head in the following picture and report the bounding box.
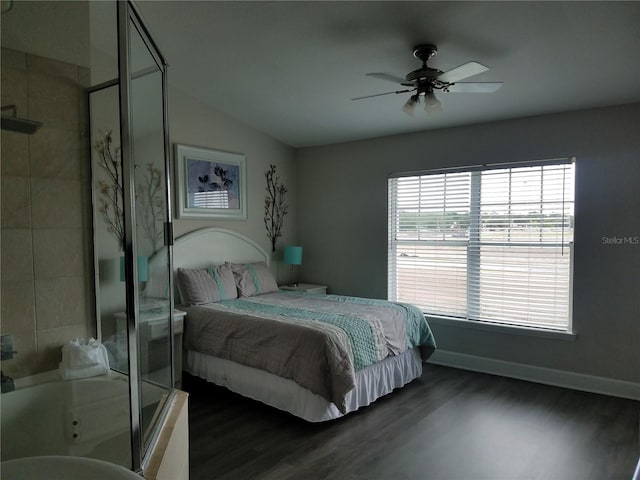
[1,105,43,135]
[2,116,43,134]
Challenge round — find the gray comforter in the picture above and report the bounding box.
[183,291,436,413]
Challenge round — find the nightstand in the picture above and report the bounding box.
[280,283,327,294]
[114,304,186,388]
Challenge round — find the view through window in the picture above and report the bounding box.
[388,159,575,331]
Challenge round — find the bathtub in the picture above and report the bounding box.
[1,455,142,480]
[0,373,132,467]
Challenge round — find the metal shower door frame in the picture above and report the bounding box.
[117,0,175,473]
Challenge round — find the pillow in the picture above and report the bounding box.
[176,264,237,305]
[230,261,279,297]
[176,268,217,305]
[207,263,238,301]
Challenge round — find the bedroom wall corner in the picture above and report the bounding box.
[167,87,298,283]
[295,103,640,387]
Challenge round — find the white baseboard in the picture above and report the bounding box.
[428,350,640,401]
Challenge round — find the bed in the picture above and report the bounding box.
[147,227,436,422]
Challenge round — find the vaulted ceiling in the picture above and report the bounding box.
[136,1,640,148]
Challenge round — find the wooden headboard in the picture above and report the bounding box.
[144,227,270,300]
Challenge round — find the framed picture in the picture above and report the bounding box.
[175,144,247,220]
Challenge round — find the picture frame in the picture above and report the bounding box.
[175,144,247,220]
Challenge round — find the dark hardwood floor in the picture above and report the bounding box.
[184,364,639,480]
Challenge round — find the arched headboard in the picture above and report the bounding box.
[144,227,270,300]
[173,227,269,269]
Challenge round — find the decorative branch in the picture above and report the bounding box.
[264,164,288,252]
[137,163,164,252]
[94,131,165,252]
[94,130,124,249]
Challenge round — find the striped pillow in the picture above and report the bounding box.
[230,262,279,297]
[176,264,237,305]
[207,263,238,301]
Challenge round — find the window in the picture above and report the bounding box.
[388,159,575,331]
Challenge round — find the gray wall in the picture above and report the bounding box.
[296,103,640,383]
[168,87,298,282]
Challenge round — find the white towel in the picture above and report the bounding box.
[59,338,110,380]
[61,363,109,381]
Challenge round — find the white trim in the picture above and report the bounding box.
[389,156,574,178]
[428,349,640,401]
[427,315,576,341]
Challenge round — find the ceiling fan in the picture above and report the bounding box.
[353,44,503,115]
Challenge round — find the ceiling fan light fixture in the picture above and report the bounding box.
[357,43,503,116]
[402,94,419,116]
[425,92,442,115]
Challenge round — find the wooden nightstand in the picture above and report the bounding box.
[280,283,327,294]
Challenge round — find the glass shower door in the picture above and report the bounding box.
[118,1,174,470]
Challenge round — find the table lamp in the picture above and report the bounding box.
[283,246,302,286]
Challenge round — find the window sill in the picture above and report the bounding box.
[426,315,577,341]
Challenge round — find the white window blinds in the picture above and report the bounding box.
[388,159,575,330]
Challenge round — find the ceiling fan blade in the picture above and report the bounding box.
[437,61,489,83]
[446,82,504,93]
[366,73,414,86]
[351,89,414,101]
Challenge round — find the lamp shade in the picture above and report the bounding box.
[283,246,303,265]
[120,255,149,282]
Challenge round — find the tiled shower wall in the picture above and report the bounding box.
[1,47,95,378]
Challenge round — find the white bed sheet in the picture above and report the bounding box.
[185,347,423,422]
